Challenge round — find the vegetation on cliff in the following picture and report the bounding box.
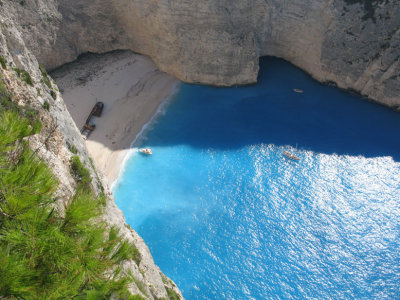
[0,76,143,299]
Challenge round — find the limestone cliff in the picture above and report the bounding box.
[0,0,398,298]
[2,0,399,106]
[0,7,182,299]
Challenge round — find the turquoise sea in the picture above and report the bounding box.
[114,57,400,299]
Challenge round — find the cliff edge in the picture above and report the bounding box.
[0,5,182,299]
[0,0,398,297]
[3,0,399,106]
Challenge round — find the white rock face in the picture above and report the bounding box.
[0,6,182,299]
[0,0,398,297]
[4,0,399,106]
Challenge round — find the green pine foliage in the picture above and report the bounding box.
[12,68,33,86]
[0,56,6,69]
[70,155,92,188]
[166,287,180,300]
[0,75,143,299]
[70,144,78,154]
[42,101,50,111]
[38,65,48,78]
[39,65,52,89]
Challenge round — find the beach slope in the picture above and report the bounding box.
[52,51,179,185]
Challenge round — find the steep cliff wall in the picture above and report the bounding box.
[3,0,399,106]
[0,7,182,299]
[0,0,398,297]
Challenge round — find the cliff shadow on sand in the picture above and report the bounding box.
[51,50,179,183]
[54,54,400,172]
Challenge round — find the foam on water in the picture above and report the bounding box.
[113,57,400,299]
[111,82,181,191]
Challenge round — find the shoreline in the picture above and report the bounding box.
[52,51,180,186]
[111,81,181,190]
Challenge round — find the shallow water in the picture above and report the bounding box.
[114,57,400,299]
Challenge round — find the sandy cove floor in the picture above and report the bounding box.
[52,51,179,186]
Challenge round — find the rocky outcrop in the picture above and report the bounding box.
[2,0,399,106]
[0,0,398,298]
[0,9,182,300]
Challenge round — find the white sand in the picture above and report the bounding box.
[52,51,179,186]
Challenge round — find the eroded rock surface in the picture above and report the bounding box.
[3,0,399,106]
[0,6,182,299]
[1,1,398,298]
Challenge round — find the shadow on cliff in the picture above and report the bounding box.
[92,57,400,161]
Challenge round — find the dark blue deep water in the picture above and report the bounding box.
[114,57,400,299]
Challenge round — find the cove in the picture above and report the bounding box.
[113,57,400,299]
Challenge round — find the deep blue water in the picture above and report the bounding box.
[113,57,400,299]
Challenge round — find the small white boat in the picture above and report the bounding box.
[139,148,153,155]
[283,151,300,161]
[293,88,303,93]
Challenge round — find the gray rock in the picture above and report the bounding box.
[1,0,399,298]
[4,0,398,106]
[0,8,183,299]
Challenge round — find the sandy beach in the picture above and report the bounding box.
[52,51,179,186]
